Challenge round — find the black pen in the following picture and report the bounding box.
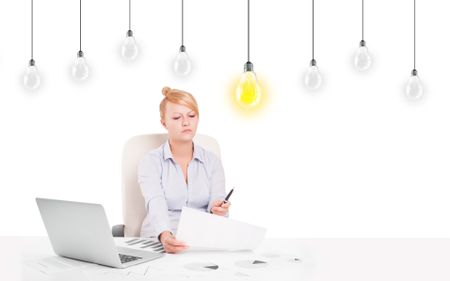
[210,188,234,214]
[222,188,234,205]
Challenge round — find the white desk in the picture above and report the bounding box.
[3,237,450,281]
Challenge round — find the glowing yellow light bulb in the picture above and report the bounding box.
[235,62,262,109]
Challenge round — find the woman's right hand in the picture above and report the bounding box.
[159,231,188,254]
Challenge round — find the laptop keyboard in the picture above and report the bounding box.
[119,253,142,264]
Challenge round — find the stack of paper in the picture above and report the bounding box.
[176,207,266,251]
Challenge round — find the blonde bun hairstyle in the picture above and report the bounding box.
[161,86,171,97]
[159,87,199,119]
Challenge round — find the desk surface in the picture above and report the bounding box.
[2,237,450,281]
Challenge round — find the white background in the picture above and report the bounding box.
[0,0,449,238]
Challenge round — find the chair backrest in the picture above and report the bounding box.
[121,133,221,237]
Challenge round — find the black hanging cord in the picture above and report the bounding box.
[312,0,315,60]
[247,0,250,62]
[181,0,184,46]
[31,0,34,60]
[413,0,416,70]
[362,0,364,41]
[129,0,131,31]
[79,0,82,52]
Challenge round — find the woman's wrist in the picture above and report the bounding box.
[158,231,173,243]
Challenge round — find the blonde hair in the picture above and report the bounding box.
[159,87,199,119]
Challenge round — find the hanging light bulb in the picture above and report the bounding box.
[354,40,372,71]
[72,0,89,81]
[235,62,262,109]
[173,0,192,76]
[121,30,138,60]
[23,59,41,90]
[304,59,322,90]
[173,45,192,76]
[121,1,138,61]
[405,69,423,100]
[354,0,372,71]
[23,0,41,91]
[233,0,262,110]
[304,0,323,91]
[72,50,89,81]
[405,0,424,100]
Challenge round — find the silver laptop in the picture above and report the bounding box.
[36,198,164,268]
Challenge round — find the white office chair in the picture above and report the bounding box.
[112,133,221,237]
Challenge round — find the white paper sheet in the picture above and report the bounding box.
[176,207,267,251]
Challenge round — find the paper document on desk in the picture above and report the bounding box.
[176,207,266,251]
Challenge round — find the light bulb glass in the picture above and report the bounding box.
[173,51,192,76]
[354,45,372,71]
[235,71,262,109]
[304,65,322,90]
[121,35,138,60]
[72,56,89,81]
[23,64,41,90]
[405,74,424,100]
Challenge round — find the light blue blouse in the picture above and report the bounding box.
[138,140,226,238]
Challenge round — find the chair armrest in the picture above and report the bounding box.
[112,224,125,237]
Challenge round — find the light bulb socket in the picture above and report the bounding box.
[77,50,84,58]
[179,45,186,52]
[244,61,253,72]
[28,59,35,66]
[359,40,366,47]
[411,69,418,76]
[310,59,317,66]
[126,29,133,37]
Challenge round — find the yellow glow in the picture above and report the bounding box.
[227,72,270,117]
[235,71,262,109]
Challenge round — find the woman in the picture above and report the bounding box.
[138,87,230,254]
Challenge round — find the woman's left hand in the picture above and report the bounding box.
[210,200,230,216]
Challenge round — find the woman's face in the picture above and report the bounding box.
[161,101,199,143]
